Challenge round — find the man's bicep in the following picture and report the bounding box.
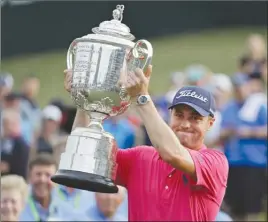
[188,150,228,194]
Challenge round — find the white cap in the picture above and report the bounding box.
[210,73,233,93]
[42,105,62,122]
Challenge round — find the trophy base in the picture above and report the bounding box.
[51,169,119,193]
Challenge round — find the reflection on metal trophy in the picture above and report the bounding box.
[51,5,153,193]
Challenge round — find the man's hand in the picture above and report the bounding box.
[119,65,153,98]
[64,69,72,92]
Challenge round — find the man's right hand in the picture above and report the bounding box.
[64,69,72,93]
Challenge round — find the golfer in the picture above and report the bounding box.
[63,65,228,221]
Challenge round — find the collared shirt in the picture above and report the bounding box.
[19,191,88,221]
[54,185,93,212]
[86,205,127,221]
[116,145,228,221]
[221,99,267,167]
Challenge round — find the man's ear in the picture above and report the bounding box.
[207,117,215,131]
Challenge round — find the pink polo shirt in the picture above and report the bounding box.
[116,145,228,221]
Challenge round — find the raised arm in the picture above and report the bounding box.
[120,66,197,177]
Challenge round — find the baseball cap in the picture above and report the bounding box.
[210,73,233,93]
[169,86,216,117]
[42,105,62,122]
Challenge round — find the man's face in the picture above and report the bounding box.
[22,78,40,98]
[2,114,21,137]
[95,191,123,218]
[29,165,56,199]
[169,104,214,150]
[0,189,24,221]
[4,99,20,110]
[43,119,60,134]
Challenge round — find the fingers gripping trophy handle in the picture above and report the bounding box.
[67,41,76,70]
[128,39,153,72]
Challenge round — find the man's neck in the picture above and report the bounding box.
[33,194,51,209]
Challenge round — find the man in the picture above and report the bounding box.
[35,105,67,164]
[220,73,267,221]
[54,184,92,212]
[0,108,30,180]
[3,92,32,146]
[20,75,42,145]
[63,66,228,221]
[204,73,233,149]
[19,154,87,221]
[86,186,128,221]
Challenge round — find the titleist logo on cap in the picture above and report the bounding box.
[176,90,208,103]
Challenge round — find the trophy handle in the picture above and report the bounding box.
[127,39,153,72]
[67,41,77,69]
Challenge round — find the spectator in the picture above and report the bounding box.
[205,73,233,149]
[1,175,28,222]
[245,34,267,62]
[0,108,30,180]
[20,154,87,221]
[103,116,135,149]
[3,92,32,146]
[35,105,67,164]
[86,186,128,221]
[220,73,267,221]
[54,185,93,212]
[165,71,185,104]
[20,75,42,145]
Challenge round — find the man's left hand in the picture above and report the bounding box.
[120,65,153,98]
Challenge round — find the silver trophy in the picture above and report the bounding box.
[51,5,153,193]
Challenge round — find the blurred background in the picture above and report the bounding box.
[1,1,267,222]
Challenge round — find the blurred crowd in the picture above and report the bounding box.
[0,33,267,221]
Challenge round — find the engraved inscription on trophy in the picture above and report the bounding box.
[104,48,125,91]
[73,42,93,88]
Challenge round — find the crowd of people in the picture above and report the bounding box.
[0,33,267,221]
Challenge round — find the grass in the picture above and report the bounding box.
[1,26,267,107]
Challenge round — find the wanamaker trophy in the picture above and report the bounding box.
[51,5,153,193]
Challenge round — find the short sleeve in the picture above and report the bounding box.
[116,147,141,187]
[188,149,228,195]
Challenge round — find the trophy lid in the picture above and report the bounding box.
[92,5,135,41]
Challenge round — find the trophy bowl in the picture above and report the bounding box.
[51,5,153,193]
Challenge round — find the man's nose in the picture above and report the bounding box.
[3,201,13,209]
[180,119,191,129]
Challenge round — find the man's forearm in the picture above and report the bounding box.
[253,126,267,138]
[72,109,90,130]
[134,101,188,162]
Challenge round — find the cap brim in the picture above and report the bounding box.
[168,102,210,117]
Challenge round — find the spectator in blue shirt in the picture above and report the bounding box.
[103,117,135,149]
[53,185,93,212]
[220,73,267,221]
[85,186,128,221]
[19,154,87,221]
